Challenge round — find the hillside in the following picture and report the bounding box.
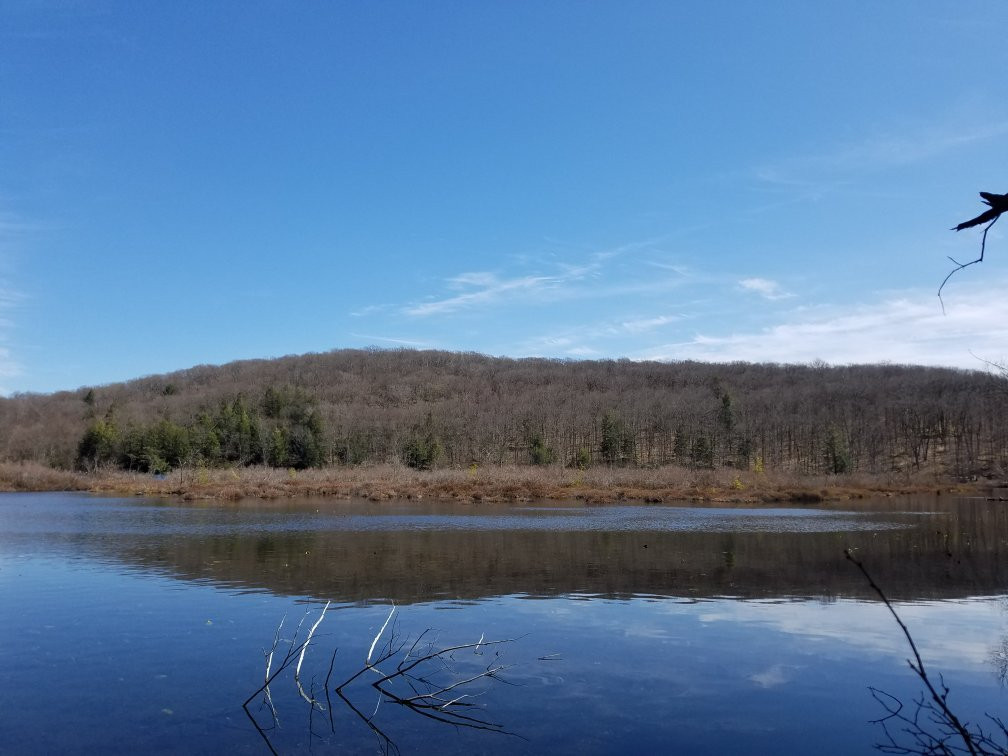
[1,349,1005,481]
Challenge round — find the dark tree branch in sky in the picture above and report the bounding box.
[941,192,1008,311]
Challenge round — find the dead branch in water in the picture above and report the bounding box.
[244,602,523,754]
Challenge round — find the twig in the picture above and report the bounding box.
[845,549,978,755]
[295,600,331,708]
[368,605,396,666]
[324,647,338,734]
[940,215,999,314]
[262,614,285,724]
[248,606,524,751]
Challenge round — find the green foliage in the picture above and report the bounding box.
[673,427,689,462]
[599,411,635,465]
[334,431,372,465]
[267,427,290,467]
[824,428,852,474]
[212,396,262,464]
[117,420,190,473]
[568,447,591,469]
[735,436,753,468]
[690,436,714,468]
[527,431,555,465]
[191,413,223,465]
[261,387,325,469]
[402,434,443,470]
[76,419,120,470]
[402,413,443,470]
[148,419,191,468]
[402,436,442,470]
[262,385,314,421]
[286,412,325,469]
[718,393,734,433]
[73,385,327,473]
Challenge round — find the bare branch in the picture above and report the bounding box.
[368,605,396,666]
[846,549,985,755]
[248,605,525,751]
[940,214,1000,313]
[295,600,331,709]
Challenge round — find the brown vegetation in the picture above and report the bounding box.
[0,460,980,503]
[0,461,90,493]
[2,348,1006,487]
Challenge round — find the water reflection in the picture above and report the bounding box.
[2,493,1003,603]
[2,493,1007,754]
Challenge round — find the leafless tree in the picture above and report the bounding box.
[4,349,1008,480]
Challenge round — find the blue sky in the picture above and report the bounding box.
[3,2,1008,394]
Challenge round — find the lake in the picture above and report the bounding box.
[1,492,1006,754]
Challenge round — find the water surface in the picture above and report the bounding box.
[1,492,1005,754]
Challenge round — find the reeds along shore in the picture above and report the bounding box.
[0,460,983,503]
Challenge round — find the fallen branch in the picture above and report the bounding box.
[295,600,331,708]
[245,602,525,754]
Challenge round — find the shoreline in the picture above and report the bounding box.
[0,461,989,504]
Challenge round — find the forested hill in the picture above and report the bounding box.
[1,349,1005,477]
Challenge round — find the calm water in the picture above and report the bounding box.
[1,492,1006,754]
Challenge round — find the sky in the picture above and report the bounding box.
[2,1,1008,394]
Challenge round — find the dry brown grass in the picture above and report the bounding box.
[6,461,982,503]
[0,461,91,492]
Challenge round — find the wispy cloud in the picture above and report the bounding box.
[349,333,435,348]
[349,304,394,318]
[638,281,1008,369]
[619,315,680,333]
[400,236,696,319]
[405,272,562,316]
[738,277,793,301]
[754,116,1008,188]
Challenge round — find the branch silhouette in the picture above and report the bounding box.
[941,192,1008,311]
[846,549,1008,755]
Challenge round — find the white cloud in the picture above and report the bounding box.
[405,273,560,316]
[348,333,434,348]
[695,597,1003,671]
[349,304,392,318]
[619,315,680,333]
[738,277,793,301]
[639,282,1008,369]
[749,663,796,689]
[400,236,684,318]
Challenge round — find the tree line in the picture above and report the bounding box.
[75,387,326,473]
[1,348,1006,477]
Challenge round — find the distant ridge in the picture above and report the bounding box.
[1,348,1004,477]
